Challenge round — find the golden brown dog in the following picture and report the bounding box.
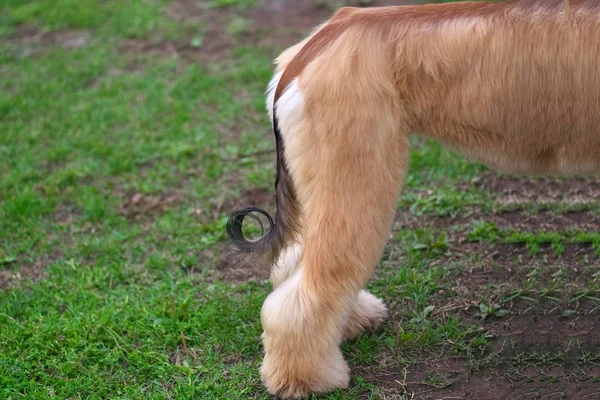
[227,0,600,397]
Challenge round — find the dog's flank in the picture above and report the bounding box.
[227,0,600,398]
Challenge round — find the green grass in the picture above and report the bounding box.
[2,0,599,398]
[2,0,180,38]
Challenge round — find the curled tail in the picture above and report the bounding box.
[227,14,353,264]
[226,106,301,265]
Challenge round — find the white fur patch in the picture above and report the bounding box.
[274,79,304,131]
[265,72,283,123]
[273,79,306,158]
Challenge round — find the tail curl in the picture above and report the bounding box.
[226,116,300,265]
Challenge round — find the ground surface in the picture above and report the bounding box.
[1,0,600,399]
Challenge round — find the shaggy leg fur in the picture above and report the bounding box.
[260,269,351,398]
[272,245,388,341]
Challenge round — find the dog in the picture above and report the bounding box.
[227,0,600,397]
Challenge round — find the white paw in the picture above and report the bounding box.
[343,290,388,341]
[261,342,350,399]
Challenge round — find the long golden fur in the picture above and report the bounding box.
[227,0,600,397]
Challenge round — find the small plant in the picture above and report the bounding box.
[477,302,509,320]
[408,229,448,256]
[467,220,499,241]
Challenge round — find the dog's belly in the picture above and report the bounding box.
[443,135,600,177]
[419,116,600,177]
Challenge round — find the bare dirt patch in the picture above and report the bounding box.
[485,312,599,349]
[52,203,79,226]
[355,352,600,400]
[118,192,184,220]
[486,210,600,232]
[219,252,271,283]
[427,238,600,325]
[7,24,90,56]
[120,39,183,60]
[444,242,599,281]
[356,341,600,400]
[395,206,600,236]
[405,366,600,400]
[474,172,600,206]
[0,258,50,290]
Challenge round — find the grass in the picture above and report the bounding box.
[3,0,181,39]
[2,0,600,398]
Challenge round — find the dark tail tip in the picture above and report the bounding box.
[226,207,275,253]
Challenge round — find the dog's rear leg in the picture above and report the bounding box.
[272,244,388,341]
[260,73,409,397]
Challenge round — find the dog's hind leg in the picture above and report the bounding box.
[260,49,410,397]
[271,243,388,341]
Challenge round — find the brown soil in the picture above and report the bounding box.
[0,258,49,290]
[405,365,600,400]
[219,251,271,283]
[474,172,600,206]
[7,24,90,56]
[356,353,600,399]
[487,210,600,232]
[118,191,184,220]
